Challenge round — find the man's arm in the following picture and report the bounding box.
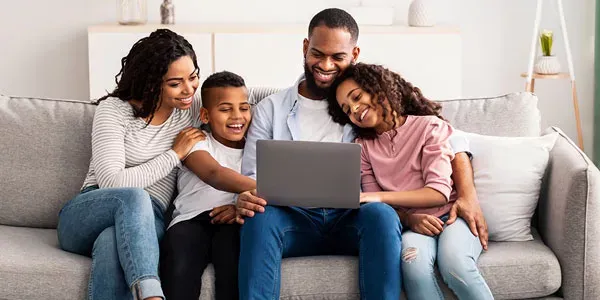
[448,152,489,250]
[241,102,273,179]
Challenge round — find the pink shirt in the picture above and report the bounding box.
[358,115,457,217]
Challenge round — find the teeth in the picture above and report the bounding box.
[360,109,368,121]
[227,124,243,128]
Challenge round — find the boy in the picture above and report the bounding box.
[160,71,255,300]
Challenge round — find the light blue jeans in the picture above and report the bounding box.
[57,186,166,300]
[401,217,493,300]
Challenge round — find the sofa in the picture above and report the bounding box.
[0,89,599,300]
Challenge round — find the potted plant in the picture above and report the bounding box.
[534,30,561,75]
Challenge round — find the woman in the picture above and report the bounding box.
[57,29,204,300]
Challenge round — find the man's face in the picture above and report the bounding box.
[303,25,360,97]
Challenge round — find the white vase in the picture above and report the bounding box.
[408,0,436,27]
[534,56,561,75]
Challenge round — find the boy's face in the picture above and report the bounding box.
[200,86,251,148]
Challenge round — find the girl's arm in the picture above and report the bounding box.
[184,150,256,193]
[359,140,383,192]
[361,119,455,208]
[93,102,183,188]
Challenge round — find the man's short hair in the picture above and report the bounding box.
[308,8,359,43]
[200,71,246,107]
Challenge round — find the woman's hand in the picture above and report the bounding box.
[172,127,205,160]
[408,213,444,236]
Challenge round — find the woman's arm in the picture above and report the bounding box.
[361,188,446,207]
[184,150,256,193]
[92,103,180,188]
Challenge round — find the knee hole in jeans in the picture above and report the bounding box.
[401,247,418,263]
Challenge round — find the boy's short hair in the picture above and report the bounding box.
[200,71,246,107]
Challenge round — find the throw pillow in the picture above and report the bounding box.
[459,130,559,241]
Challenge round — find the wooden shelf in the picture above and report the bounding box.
[520,72,570,79]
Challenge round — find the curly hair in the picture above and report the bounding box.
[327,63,443,139]
[97,29,199,124]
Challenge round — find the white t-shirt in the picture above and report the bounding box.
[168,131,243,229]
[297,93,344,142]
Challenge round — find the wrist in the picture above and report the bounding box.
[457,188,477,200]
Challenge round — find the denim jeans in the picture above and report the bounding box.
[401,217,493,300]
[57,186,166,300]
[238,202,402,300]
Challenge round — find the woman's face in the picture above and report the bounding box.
[160,55,199,111]
[335,79,385,130]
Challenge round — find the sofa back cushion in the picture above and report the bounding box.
[0,95,96,228]
[0,90,540,228]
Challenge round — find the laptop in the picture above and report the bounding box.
[256,139,361,209]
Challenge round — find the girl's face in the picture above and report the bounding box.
[335,79,386,131]
[160,55,199,111]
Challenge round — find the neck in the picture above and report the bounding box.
[298,81,326,100]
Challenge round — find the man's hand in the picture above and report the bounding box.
[210,205,237,224]
[408,213,444,236]
[235,189,267,224]
[446,194,488,250]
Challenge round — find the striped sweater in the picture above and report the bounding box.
[81,96,202,210]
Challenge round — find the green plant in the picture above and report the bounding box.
[540,30,553,56]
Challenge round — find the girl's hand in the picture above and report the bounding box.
[172,127,206,160]
[408,214,444,236]
[360,192,382,203]
[210,204,237,224]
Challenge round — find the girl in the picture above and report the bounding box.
[57,29,204,300]
[327,63,493,300]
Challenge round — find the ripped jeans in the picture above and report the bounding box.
[401,217,493,300]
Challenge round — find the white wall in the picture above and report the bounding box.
[0,0,595,156]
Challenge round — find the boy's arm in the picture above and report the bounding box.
[184,151,256,194]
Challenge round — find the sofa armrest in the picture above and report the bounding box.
[538,127,600,300]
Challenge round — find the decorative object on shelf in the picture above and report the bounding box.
[522,0,583,150]
[408,0,435,27]
[534,30,561,74]
[160,0,175,25]
[117,0,147,25]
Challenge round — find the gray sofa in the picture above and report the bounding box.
[0,89,598,300]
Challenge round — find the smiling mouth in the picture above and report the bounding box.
[226,124,245,132]
[176,96,193,104]
[313,69,337,82]
[357,107,369,122]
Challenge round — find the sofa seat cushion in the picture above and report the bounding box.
[0,225,90,300]
[1,225,560,300]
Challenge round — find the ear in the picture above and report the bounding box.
[303,38,309,58]
[200,107,209,124]
[352,46,360,64]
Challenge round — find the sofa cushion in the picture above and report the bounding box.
[0,225,89,300]
[0,95,96,228]
[1,225,559,300]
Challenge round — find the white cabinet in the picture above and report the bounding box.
[88,24,461,100]
[213,33,306,88]
[359,33,462,100]
[88,30,212,100]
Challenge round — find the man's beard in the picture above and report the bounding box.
[303,62,330,99]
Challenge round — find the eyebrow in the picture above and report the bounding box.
[346,87,360,99]
[166,70,198,82]
[217,101,250,106]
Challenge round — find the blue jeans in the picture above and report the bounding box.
[57,187,166,300]
[239,202,402,300]
[401,217,493,300]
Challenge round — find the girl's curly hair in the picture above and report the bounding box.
[327,63,443,139]
[97,29,199,124]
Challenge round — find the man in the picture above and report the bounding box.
[236,8,488,300]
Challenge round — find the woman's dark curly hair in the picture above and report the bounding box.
[327,63,443,139]
[97,29,199,124]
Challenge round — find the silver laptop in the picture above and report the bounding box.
[256,139,361,209]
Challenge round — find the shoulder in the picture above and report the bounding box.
[254,85,296,111]
[410,115,451,131]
